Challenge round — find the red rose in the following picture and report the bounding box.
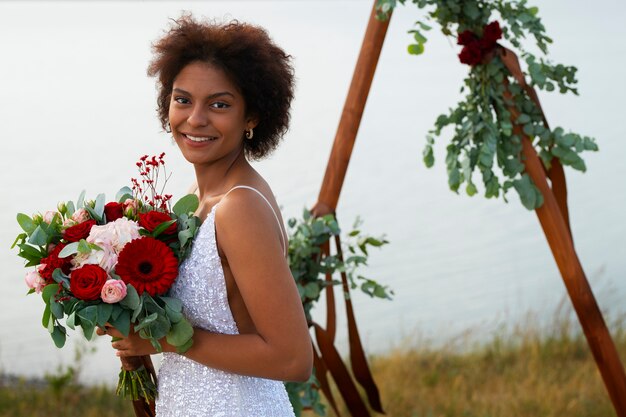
[139,211,177,235]
[457,21,502,66]
[39,243,72,283]
[459,43,483,66]
[104,202,124,222]
[457,29,477,46]
[70,264,108,301]
[116,237,178,296]
[63,219,96,242]
[481,21,502,47]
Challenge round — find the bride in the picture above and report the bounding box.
[97,14,312,416]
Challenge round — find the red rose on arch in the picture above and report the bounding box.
[104,202,124,222]
[457,29,477,46]
[115,237,178,296]
[481,21,502,47]
[139,211,177,235]
[39,243,72,283]
[63,219,96,242]
[459,43,483,66]
[70,264,108,301]
[457,21,503,66]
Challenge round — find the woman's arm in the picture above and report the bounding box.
[103,190,313,382]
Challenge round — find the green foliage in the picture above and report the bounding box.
[285,209,392,415]
[375,0,598,210]
[288,209,392,324]
[286,374,326,416]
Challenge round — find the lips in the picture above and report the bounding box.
[182,133,218,142]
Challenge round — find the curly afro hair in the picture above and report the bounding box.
[147,14,295,161]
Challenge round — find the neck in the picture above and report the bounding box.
[193,145,250,200]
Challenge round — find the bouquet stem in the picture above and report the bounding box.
[117,355,157,417]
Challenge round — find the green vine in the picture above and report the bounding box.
[285,209,392,415]
[377,0,598,209]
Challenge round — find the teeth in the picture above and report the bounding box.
[186,134,216,142]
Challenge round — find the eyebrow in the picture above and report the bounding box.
[172,88,235,100]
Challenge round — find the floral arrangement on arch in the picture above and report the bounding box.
[13,153,201,403]
[376,0,598,209]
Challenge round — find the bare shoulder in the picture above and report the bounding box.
[214,183,285,259]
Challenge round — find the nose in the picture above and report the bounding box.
[187,104,209,128]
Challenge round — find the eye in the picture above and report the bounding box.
[210,102,230,109]
[174,96,190,105]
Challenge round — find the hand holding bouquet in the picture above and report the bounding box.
[13,153,200,404]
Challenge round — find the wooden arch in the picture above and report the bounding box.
[308,1,626,417]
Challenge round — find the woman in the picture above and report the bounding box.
[98,14,312,416]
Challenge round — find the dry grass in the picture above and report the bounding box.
[0,379,133,417]
[304,312,626,417]
[1,312,625,417]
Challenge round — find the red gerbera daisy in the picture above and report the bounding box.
[115,237,178,296]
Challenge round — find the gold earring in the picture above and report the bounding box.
[245,128,254,140]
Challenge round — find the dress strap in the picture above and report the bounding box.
[222,185,287,257]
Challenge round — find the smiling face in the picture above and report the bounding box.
[168,61,257,165]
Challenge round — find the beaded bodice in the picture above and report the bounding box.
[156,193,294,417]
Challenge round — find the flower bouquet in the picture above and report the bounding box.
[12,153,200,404]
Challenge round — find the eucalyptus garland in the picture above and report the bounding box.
[284,209,392,416]
[377,0,598,209]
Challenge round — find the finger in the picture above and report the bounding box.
[106,327,124,338]
[111,340,127,350]
[116,348,134,357]
[95,327,107,336]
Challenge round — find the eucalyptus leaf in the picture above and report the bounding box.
[17,213,36,234]
[94,193,106,219]
[96,303,113,328]
[167,319,194,347]
[67,311,77,330]
[42,284,59,305]
[51,326,67,348]
[28,226,48,246]
[120,284,140,310]
[109,309,131,337]
[135,312,159,331]
[77,305,97,325]
[159,296,183,312]
[42,304,51,329]
[50,299,64,320]
[77,190,86,209]
[173,194,199,217]
[58,242,80,258]
[66,201,76,216]
[116,186,133,202]
[77,239,91,254]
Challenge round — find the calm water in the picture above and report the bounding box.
[1,1,624,383]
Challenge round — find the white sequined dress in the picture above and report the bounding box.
[156,186,295,417]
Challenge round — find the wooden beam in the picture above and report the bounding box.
[312,2,391,217]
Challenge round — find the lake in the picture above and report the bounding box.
[0,0,624,383]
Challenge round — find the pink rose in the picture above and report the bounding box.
[63,218,76,228]
[71,208,91,224]
[123,198,139,212]
[25,268,46,293]
[101,279,127,304]
[43,211,57,224]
